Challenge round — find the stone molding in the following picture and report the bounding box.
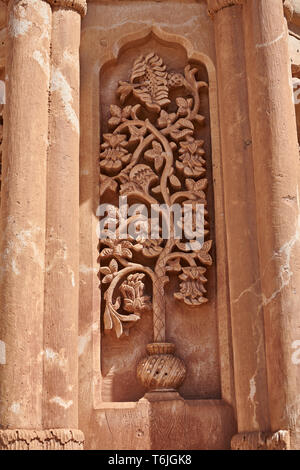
[0,429,85,450]
[231,431,290,450]
[4,0,87,16]
[207,0,244,17]
[46,0,87,16]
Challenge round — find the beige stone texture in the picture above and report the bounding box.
[0,0,298,451]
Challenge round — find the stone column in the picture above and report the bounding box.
[0,0,86,450]
[0,0,51,436]
[208,0,271,441]
[240,0,300,450]
[42,0,86,439]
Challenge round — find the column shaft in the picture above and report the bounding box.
[43,6,81,429]
[213,4,270,433]
[0,0,51,429]
[243,0,300,447]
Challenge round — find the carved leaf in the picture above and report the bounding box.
[117,81,134,104]
[169,174,181,190]
[130,53,171,112]
[196,240,213,266]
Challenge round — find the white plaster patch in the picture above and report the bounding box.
[0,80,6,105]
[11,259,20,275]
[248,375,259,429]
[50,68,79,134]
[9,15,31,38]
[36,0,51,26]
[249,376,256,401]
[78,322,98,357]
[79,264,98,274]
[49,396,73,409]
[0,340,6,364]
[70,270,75,287]
[10,402,20,414]
[33,50,49,77]
[80,169,89,176]
[44,348,67,368]
[63,49,77,65]
[292,340,300,365]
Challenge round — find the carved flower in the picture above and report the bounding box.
[174,266,208,305]
[120,273,151,314]
[100,239,134,259]
[185,178,207,200]
[99,174,118,197]
[135,236,163,258]
[165,257,182,273]
[176,136,206,177]
[157,110,177,129]
[100,259,119,284]
[167,72,184,88]
[144,141,164,171]
[100,134,131,174]
[120,164,158,196]
[108,105,132,128]
[176,97,193,117]
[128,124,147,143]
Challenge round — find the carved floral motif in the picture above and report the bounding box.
[99,53,213,342]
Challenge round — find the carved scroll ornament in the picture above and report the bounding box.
[99,53,213,392]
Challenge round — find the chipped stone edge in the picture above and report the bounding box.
[0,428,85,450]
[231,430,291,450]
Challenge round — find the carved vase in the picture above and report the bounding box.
[137,343,186,391]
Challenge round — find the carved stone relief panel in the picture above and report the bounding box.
[99,37,221,402]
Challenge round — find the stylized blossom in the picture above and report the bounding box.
[174,266,208,305]
[120,273,151,314]
[176,136,206,177]
[120,164,158,196]
[108,105,132,128]
[176,97,193,117]
[100,239,134,259]
[144,141,165,171]
[165,257,182,273]
[100,133,131,174]
[135,236,163,258]
[100,259,119,284]
[167,72,184,88]
[128,124,147,143]
[99,174,118,197]
[157,110,177,129]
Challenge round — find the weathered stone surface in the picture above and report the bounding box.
[231,431,290,450]
[0,429,84,450]
[0,0,298,451]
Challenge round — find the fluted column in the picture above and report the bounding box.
[208,0,271,441]
[0,0,86,450]
[242,0,300,450]
[0,0,51,434]
[42,0,86,436]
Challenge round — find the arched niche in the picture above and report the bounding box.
[98,31,223,402]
